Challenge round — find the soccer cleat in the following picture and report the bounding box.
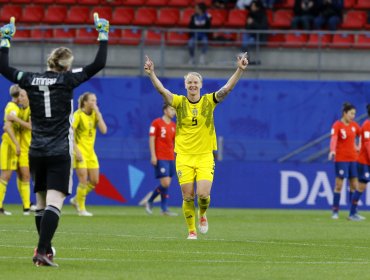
[69,197,79,211]
[33,252,58,267]
[355,213,366,220]
[331,212,339,220]
[145,201,153,215]
[34,247,56,261]
[160,210,178,216]
[30,203,37,212]
[78,210,93,217]
[0,208,12,215]
[187,231,197,240]
[198,215,209,234]
[347,214,364,222]
[23,209,31,216]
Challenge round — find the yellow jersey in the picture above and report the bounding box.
[172,93,218,154]
[73,109,98,154]
[2,102,21,145]
[19,106,31,152]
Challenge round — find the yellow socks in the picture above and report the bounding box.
[17,178,31,209]
[183,199,196,233]
[198,196,210,217]
[86,182,95,196]
[76,183,87,211]
[0,179,7,208]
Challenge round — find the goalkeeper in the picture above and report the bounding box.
[0,14,109,267]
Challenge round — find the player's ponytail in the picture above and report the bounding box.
[47,47,74,72]
[342,102,355,114]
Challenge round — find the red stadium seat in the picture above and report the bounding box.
[341,11,367,29]
[306,33,332,48]
[75,28,96,44]
[208,9,227,27]
[144,30,165,45]
[14,28,31,40]
[167,0,191,7]
[156,8,180,27]
[166,31,189,45]
[43,6,67,24]
[121,29,142,45]
[0,5,22,23]
[266,9,273,26]
[224,9,248,28]
[332,33,354,48]
[145,0,169,6]
[34,0,55,3]
[111,7,135,25]
[65,6,90,24]
[125,0,145,6]
[10,0,31,3]
[179,8,194,27]
[101,0,122,5]
[355,0,370,9]
[275,0,294,8]
[284,33,308,48]
[354,34,370,48]
[90,7,112,22]
[267,33,285,47]
[344,0,356,8]
[132,8,157,26]
[270,9,293,29]
[108,28,122,44]
[53,28,76,40]
[77,0,100,4]
[30,29,53,40]
[54,0,76,3]
[22,5,44,23]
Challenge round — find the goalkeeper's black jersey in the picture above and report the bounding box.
[0,41,107,157]
[17,70,88,156]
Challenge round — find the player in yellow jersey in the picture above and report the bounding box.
[70,92,107,216]
[144,53,248,239]
[0,85,22,215]
[7,88,36,215]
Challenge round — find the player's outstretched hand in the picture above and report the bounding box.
[94,13,109,41]
[0,17,16,48]
[144,55,154,75]
[237,52,248,71]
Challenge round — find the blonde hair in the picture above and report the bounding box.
[184,72,203,82]
[78,92,95,109]
[47,47,74,72]
[9,84,21,98]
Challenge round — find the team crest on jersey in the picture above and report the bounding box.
[339,169,344,175]
[192,108,198,117]
[351,126,356,132]
[177,170,182,178]
[160,167,166,174]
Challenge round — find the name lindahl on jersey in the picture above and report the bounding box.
[31,78,57,86]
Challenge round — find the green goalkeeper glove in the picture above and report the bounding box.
[94,13,109,41]
[0,17,16,48]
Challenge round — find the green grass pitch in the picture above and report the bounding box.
[1,205,370,280]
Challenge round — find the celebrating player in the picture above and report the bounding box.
[144,53,248,239]
[328,102,360,220]
[145,104,177,216]
[69,92,107,217]
[348,104,370,221]
[0,14,108,266]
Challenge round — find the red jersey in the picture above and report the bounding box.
[330,120,360,162]
[149,118,176,160]
[358,119,370,165]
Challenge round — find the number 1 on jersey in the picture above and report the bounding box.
[39,85,52,118]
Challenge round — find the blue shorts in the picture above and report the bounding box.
[358,163,370,183]
[154,160,175,179]
[335,161,358,179]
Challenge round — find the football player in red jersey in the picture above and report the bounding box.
[348,104,370,221]
[328,102,360,219]
[145,104,178,216]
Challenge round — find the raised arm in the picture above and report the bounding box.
[215,52,248,103]
[83,13,109,78]
[0,17,20,83]
[144,56,173,105]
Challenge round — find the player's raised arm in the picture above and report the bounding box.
[215,52,248,103]
[0,17,20,83]
[83,13,109,78]
[144,56,173,105]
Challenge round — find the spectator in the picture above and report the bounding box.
[241,0,268,52]
[314,0,343,31]
[188,2,212,65]
[236,0,254,9]
[291,0,318,30]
